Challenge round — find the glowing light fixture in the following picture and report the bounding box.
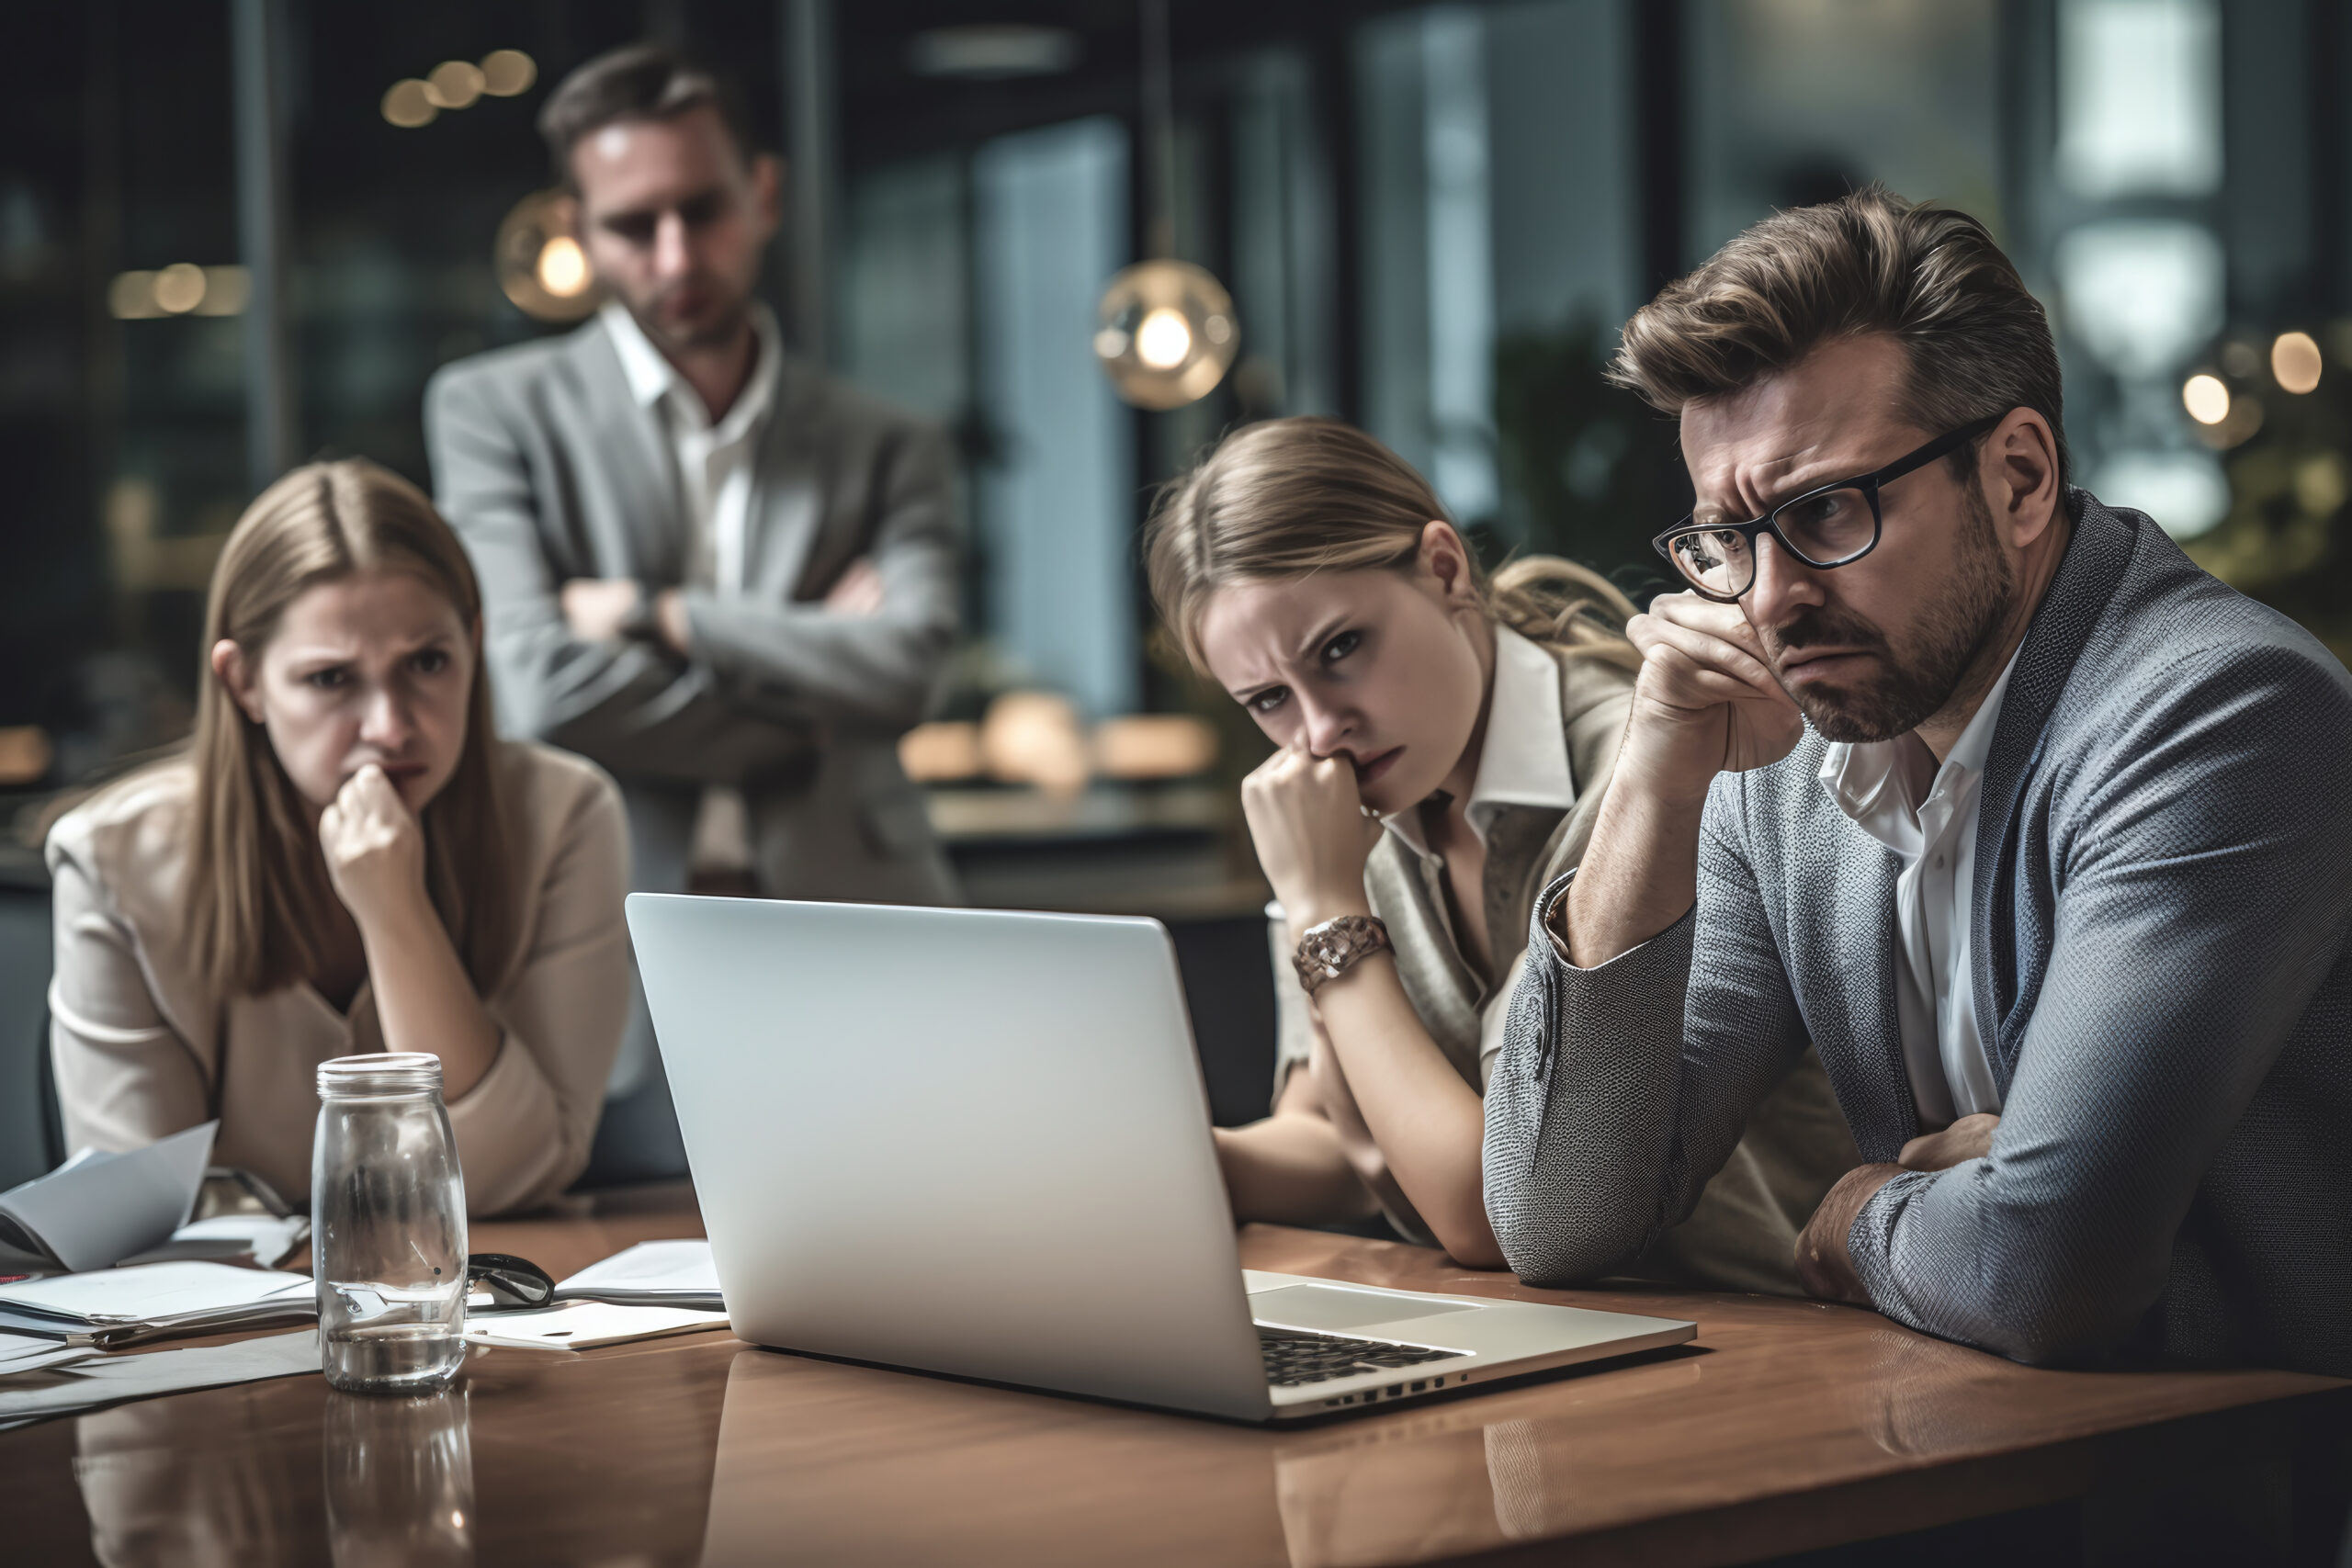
[383,78,436,129]
[426,60,486,111]
[386,51,534,129]
[2272,331,2323,394]
[906,25,1080,80]
[495,190,599,322]
[537,236,589,299]
[109,265,247,320]
[1092,0,1238,410]
[196,265,250,316]
[481,50,537,97]
[153,263,209,314]
[2181,373,2229,425]
[1135,307,1192,368]
[1095,263,1236,409]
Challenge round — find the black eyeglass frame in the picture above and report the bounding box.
[465,1252,557,1312]
[1650,415,2006,603]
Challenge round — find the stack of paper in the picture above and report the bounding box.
[0,1329,321,1431]
[552,1239,721,1309]
[0,1261,315,1350]
[0,1331,92,1378]
[0,1124,217,1274]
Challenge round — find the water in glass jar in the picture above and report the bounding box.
[320,1275,468,1392]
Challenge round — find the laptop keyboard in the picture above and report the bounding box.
[1259,1326,1459,1387]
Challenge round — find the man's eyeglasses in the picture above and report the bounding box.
[1651,416,2004,603]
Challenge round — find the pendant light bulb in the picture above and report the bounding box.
[1093,0,1238,410]
[495,189,601,322]
[1095,260,1237,410]
[1135,307,1193,369]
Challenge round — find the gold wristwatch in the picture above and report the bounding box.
[1291,915,1392,994]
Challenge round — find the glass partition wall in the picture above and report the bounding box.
[8,0,2352,818]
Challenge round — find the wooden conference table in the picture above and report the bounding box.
[6,1185,2344,1566]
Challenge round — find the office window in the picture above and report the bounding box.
[970,117,1138,719]
[1686,0,2004,258]
[842,152,968,426]
[1354,0,1646,570]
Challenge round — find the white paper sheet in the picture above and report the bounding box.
[0,1124,219,1273]
[0,1332,93,1376]
[0,1261,312,1326]
[463,1301,730,1352]
[552,1239,721,1307]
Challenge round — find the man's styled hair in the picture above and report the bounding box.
[537,43,756,186]
[1611,187,2069,486]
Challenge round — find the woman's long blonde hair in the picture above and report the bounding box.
[180,459,514,998]
[1145,416,1640,675]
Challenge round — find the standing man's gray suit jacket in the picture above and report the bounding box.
[424,315,960,906]
[1485,491,2352,1377]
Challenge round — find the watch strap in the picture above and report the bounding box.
[1291,915,1392,995]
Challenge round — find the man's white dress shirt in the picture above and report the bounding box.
[601,299,783,598]
[1818,647,2022,1127]
[601,300,785,869]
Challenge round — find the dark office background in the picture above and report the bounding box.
[5,1,2352,1177]
[7,0,2350,794]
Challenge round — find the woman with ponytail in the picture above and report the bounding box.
[1148,417,1853,1283]
[46,460,630,1215]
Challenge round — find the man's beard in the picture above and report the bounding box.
[634,283,752,355]
[1762,483,2015,744]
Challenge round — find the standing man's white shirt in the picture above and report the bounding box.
[601,299,785,869]
[600,299,782,598]
[1818,646,2022,1127]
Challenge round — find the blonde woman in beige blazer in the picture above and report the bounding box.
[46,460,629,1215]
[1146,418,1857,1290]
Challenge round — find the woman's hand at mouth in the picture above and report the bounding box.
[1240,746,1385,935]
[320,762,430,932]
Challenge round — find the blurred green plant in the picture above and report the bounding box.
[1492,317,1686,599]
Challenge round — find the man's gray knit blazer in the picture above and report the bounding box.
[1483,490,2352,1377]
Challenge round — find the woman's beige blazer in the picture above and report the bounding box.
[45,740,630,1215]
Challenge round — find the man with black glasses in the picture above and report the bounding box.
[1484,188,2352,1377]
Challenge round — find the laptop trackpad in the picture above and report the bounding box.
[1250,1283,1479,1333]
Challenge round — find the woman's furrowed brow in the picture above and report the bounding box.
[1290,615,1351,660]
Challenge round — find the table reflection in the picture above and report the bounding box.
[75,1383,327,1567]
[1270,1355,1705,1566]
[323,1386,477,1567]
[1844,1326,2036,1459]
[698,1348,1288,1566]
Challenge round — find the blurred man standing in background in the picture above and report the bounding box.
[426,44,962,1160]
[427,43,962,915]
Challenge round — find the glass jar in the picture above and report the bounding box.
[313,1054,469,1394]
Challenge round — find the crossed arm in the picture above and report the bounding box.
[425,371,960,784]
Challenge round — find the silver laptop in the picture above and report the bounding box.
[627,895,1693,1422]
